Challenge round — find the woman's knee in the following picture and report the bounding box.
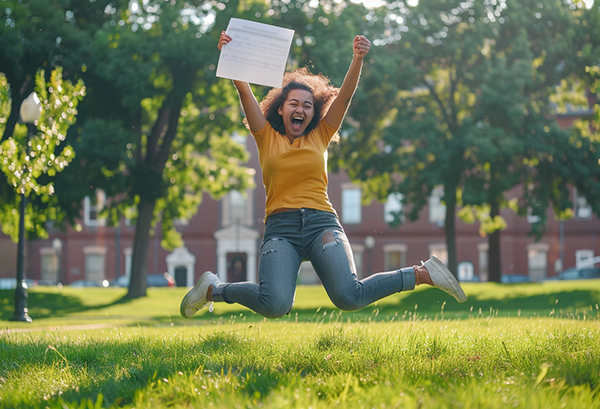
[259,294,294,319]
[328,291,363,312]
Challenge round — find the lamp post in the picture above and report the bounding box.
[10,93,41,323]
[364,235,375,277]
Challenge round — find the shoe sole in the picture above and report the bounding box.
[180,271,213,318]
[428,256,467,303]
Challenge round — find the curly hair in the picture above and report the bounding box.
[257,67,340,143]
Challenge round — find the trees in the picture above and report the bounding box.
[64,0,254,297]
[1,1,254,297]
[0,67,84,321]
[331,0,598,280]
[0,0,111,238]
[0,68,84,240]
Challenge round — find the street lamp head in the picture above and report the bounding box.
[364,235,375,249]
[20,92,42,124]
[52,237,63,254]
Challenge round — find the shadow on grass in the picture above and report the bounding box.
[172,284,600,325]
[369,285,600,320]
[0,289,135,321]
[2,282,600,326]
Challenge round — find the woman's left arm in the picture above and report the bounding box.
[324,35,371,130]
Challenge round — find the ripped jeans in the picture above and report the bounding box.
[215,208,415,318]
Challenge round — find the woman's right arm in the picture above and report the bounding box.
[232,80,266,132]
[219,32,266,133]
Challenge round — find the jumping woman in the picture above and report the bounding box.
[181,30,467,320]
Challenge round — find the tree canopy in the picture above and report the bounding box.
[328,0,600,280]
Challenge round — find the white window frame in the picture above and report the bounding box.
[429,186,446,227]
[384,243,407,271]
[575,250,594,269]
[351,243,365,279]
[527,207,542,224]
[221,189,253,227]
[341,184,362,224]
[574,188,592,219]
[83,246,107,283]
[84,190,107,227]
[384,193,404,224]
[39,247,58,284]
[477,242,489,282]
[527,243,549,282]
[428,243,448,265]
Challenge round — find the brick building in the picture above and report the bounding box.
[1,128,598,287]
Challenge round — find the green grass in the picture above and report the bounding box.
[1,281,600,408]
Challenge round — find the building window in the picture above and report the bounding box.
[528,243,548,282]
[351,244,365,278]
[384,193,404,224]
[222,189,253,226]
[84,246,107,284]
[298,261,320,285]
[84,190,106,227]
[342,185,361,224]
[384,244,407,271]
[39,248,58,284]
[478,242,489,282]
[429,186,445,227]
[574,189,592,219]
[527,207,542,224]
[458,262,475,282]
[429,243,448,265]
[173,217,190,226]
[575,249,594,268]
[124,247,133,276]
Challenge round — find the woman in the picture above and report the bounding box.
[181,31,467,319]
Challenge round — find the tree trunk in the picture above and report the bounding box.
[487,200,502,283]
[127,197,156,298]
[444,183,458,277]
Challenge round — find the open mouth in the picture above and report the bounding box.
[291,116,304,128]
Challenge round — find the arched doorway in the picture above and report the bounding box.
[227,253,247,283]
[166,247,196,287]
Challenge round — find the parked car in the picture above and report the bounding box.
[501,274,531,284]
[556,267,600,280]
[69,280,103,287]
[0,278,38,289]
[110,273,175,287]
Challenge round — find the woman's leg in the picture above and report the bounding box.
[307,215,415,311]
[306,212,466,307]
[212,212,306,318]
[216,237,303,318]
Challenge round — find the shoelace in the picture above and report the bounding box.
[189,301,214,313]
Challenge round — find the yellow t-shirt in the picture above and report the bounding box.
[253,120,338,219]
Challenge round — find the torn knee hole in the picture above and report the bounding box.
[261,238,281,256]
[321,230,339,249]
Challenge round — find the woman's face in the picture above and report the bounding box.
[277,89,315,140]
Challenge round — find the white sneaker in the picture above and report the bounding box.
[180,271,221,318]
[423,256,467,303]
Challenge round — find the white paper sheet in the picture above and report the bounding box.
[216,18,295,88]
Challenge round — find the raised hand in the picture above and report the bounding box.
[218,31,232,50]
[353,35,371,59]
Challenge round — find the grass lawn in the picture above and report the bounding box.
[1,281,599,408]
